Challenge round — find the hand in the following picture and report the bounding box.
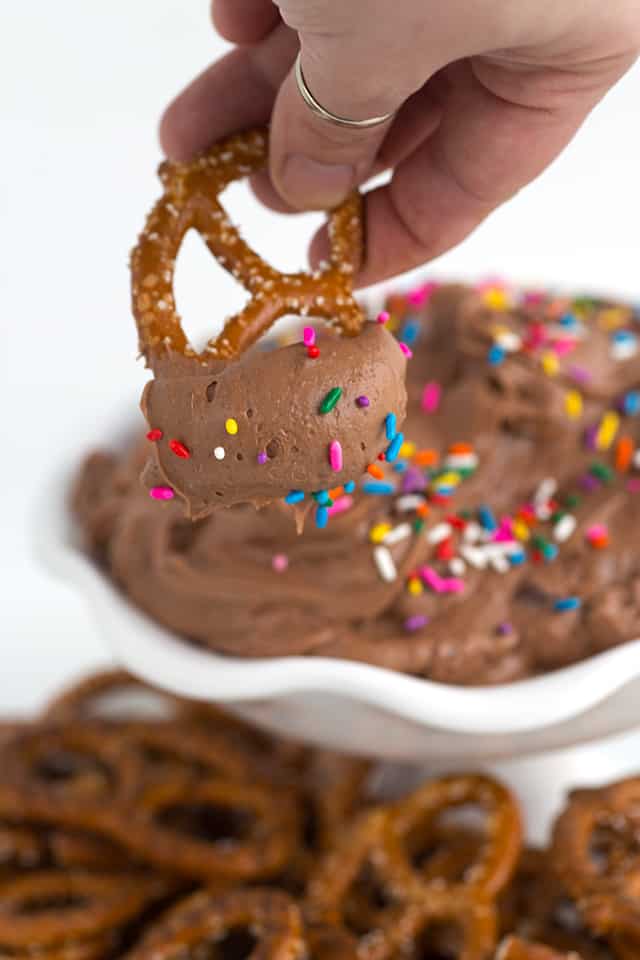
[161,0,639,286]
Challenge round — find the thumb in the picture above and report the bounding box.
[269,31,416,210]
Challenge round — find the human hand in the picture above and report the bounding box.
[161,0,639,286]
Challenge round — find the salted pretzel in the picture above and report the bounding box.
[306,774,521,960]
[132,128,364,364]
[552,778,640,944]
[130,128,408,517]
[0,871,172,948]
[497,937,583,960]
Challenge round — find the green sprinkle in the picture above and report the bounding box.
[589,462,614,483]
[563,493,581,509]
[551,511,565,525]
[319,387,343,414]
[413,518,425,533]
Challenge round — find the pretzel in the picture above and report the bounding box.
[497,936,583,960]
[552,778,640,943]
[124,889,305,960]
[117,778,299,882]
[131,128,364,366]
[306,775,521,960]
[0,871,172,948]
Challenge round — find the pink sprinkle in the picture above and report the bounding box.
[627,478,640,493]
[399,342,413,358]
[272,554,289,573]
[421,381,441,413]
[303,326,315,347]
[329,440,343,472]
[407,282,438,307]
[552,338,577,356]
[420,566,445,593]
[522,290,545,306]
[328,495,354,517]
[570,365,592,384]
[149,486,174,501]
[493,517,515,542]
[440,577,465,594]
[376,310,390,325]
[257,451,268,465]
[586,524,608,541]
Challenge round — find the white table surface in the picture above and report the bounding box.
[2,1,639,715]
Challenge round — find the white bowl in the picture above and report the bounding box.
[39,451,640,764]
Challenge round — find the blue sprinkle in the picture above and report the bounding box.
[386,432,404,463]
[478,505,497,532]
[559,312,577,327]
[488,344,506,366]
[313,490,331,505]
[385,412,397,441]
[362,481,395,495]
[554,596,581,612]
[509,550,526,566]
[400,317,421,344]
[622,391,640,416]
[434,485,455,496]
[613,329,637,343]
[392,460,407,473]
[315,505,329,528]
[543,542,559,562]
[343,480,356,493]
[284,490,305,504]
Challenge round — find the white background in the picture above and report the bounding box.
[1,2,639,713]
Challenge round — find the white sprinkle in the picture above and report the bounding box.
[554,514,577,542]
[449,557,466,577]
[463,522,483,544]
[495,331,522,352]
[612,340,638,361]
[373,546,397,582]
[383,523,412,546]
[482,542,522,559]
[396,495,426,512]
[427,522,453,545]
[213,446,225,460]
[534,477,557,506]
[490,554,510,574]
[634,450,640,470]
[444,453,479,471]
[460,545,489,569]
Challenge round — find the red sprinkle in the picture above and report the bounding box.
[378,452,386,461]
[307,345,320,359]
[436,538,454,561]
[146,429,163,442]
[446,515,466,530]
[169,439,191,459]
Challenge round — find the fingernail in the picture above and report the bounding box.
[280,155,355,209]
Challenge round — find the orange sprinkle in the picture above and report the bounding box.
[328,485,344,500]
[413,449,439,467]
[448,442,473,454]
[616,436,634,473]
[416,503,431,518]
[367,464,385,479]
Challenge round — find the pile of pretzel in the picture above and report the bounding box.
[0,671,636,960]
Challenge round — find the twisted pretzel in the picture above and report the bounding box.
[552,778,640,944]
[131,128,364,366]
[0,871,172,948]
[497,937,582,960]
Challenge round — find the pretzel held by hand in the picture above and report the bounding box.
[131,128,364,366]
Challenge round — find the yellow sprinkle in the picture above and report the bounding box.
[596,411,620,451]
[399,441,416,458]
[513,520,531,542]
[385,312,401,332]
[565,389,583,420]
[541,351,559,376]
[436,472,461,487]
[598,307,630,331]
[370,523,392,544]
[407,577,423,596]
[225,418,239,435]
[482,287,509,311]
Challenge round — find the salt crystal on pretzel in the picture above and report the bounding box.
[131,128,407,518]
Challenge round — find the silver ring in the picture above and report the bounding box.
[294,51,394,129]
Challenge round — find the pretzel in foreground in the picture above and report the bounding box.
[131,128,407,519]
